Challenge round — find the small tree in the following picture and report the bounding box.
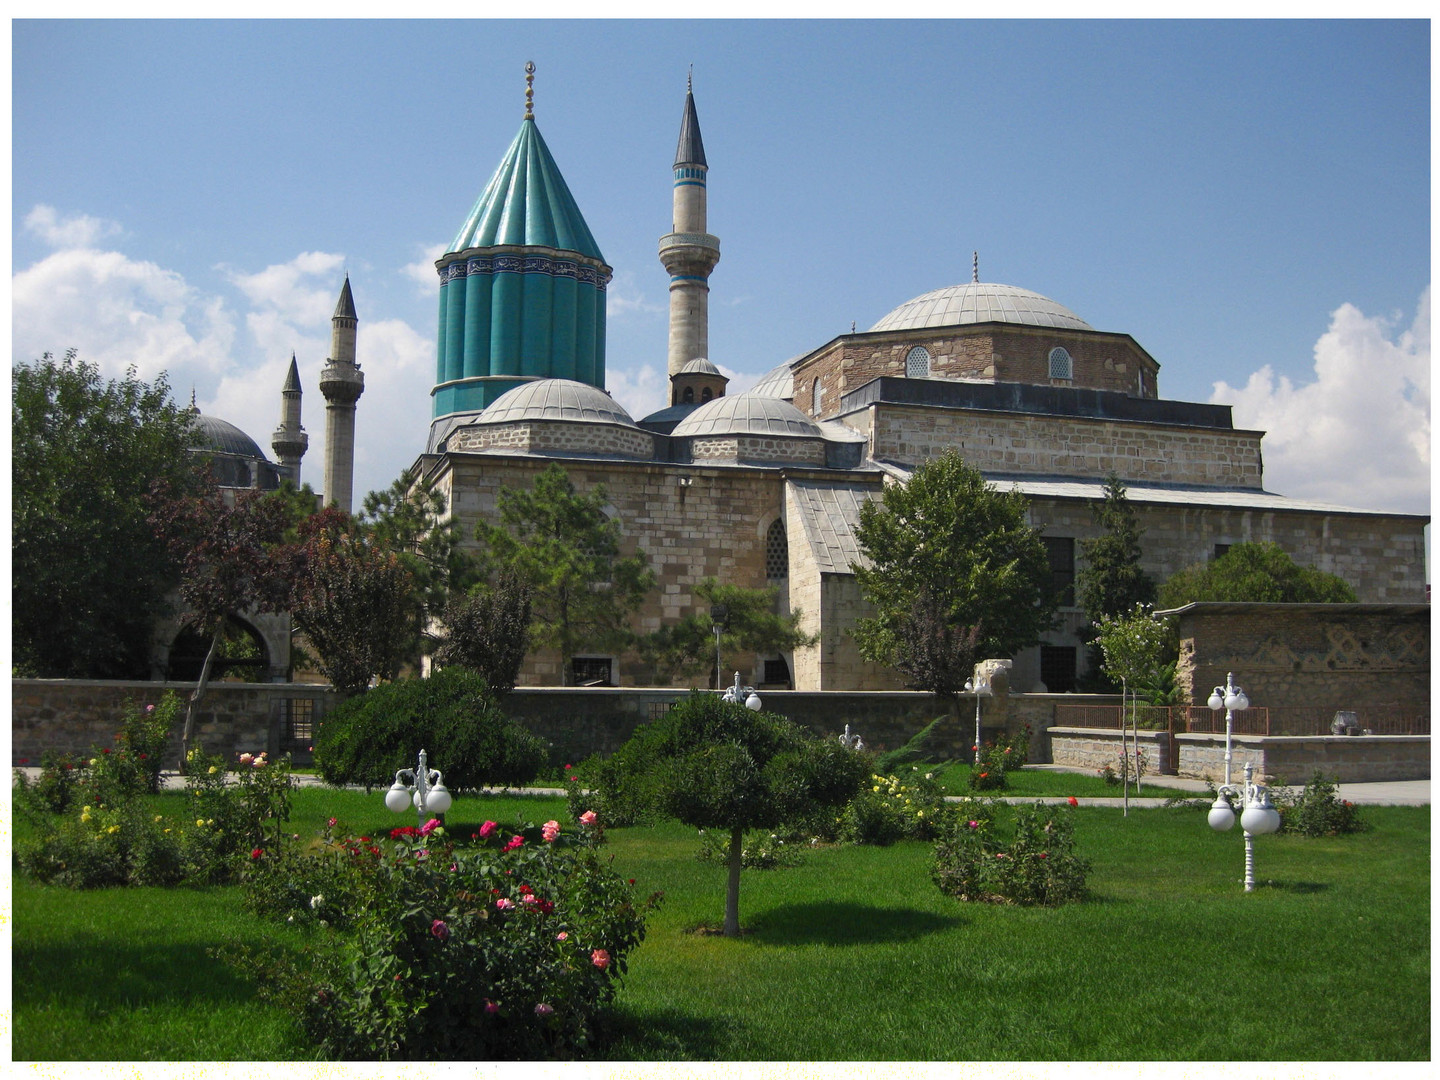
[476,463,655,684]
[640,579,818,687]
[287,509,423,695]
[433,572,533,693]
[594,693,868,936]
[1077,474,1156,624]
[853,451,1055,689]
[1158,541,1358,607]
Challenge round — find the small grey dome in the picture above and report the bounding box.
[190,413,268,460]
[871,282,1092,332]
[679,357,722,375]
[672,394,822,439]
[477,379,638,427]
[746,356,802,400]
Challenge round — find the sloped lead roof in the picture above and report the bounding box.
[333,276,357,320]
[477,379,638,427]
[282,354,301,392]
[675,87,707,168]
[871,282,1092,332]
[448,119,605,261]
[788,480,874,573]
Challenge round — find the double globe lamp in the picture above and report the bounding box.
[385,748,453,827]
[1205,673,1281,891]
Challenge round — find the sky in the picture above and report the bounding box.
[10,18,1431,517]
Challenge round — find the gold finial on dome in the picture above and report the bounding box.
[524,61,536,120]
[973,251,979,283]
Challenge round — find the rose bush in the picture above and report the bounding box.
[840,768,953,845]
[932,800,1089,906]
[229,812,660,1059]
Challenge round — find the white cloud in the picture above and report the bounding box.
[226,251,346,327]
[24,204,123,249]
[1211,288,1430,516]
[606,362,667,422]
[607,269,664,317]
[402,243,447,292]
[12,246,236,385]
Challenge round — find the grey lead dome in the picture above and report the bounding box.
[871,281,1093,332]
[671,393,822,438]
[477,379,639,428]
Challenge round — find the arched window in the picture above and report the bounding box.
[1048,347,1073,380]
[812,378,823,416]
[701,386,713,402]
[906,345,931,378]
[682,386,695,403]
[765,518,789,581]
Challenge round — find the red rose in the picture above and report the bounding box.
[1067,796,1079,807]
[251,848,263,859]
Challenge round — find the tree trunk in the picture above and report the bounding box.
[180,627,222,775]
[723,825,744,937]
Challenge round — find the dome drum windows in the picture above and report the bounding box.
[905,345,931,378]
[1048,347,1073,381]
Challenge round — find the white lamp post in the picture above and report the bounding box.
[710,603,729,692]
[963,675,992,766]
[385,748,453,828]
[720,671,763,711]
[1205,673,1280,891]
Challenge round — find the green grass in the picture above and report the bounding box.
[915,761,1182,799]
[11,787,1429,1061]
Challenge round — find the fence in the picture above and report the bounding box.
[1054,703,1430,738]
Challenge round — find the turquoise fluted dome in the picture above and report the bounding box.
[432,115,612,436]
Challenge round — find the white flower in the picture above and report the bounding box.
[310,894,324,909]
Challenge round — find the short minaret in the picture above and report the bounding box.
[270,353,308,486]
[319,276,364,513]
[658,72,720,377]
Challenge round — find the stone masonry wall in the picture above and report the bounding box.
[871,405,1264,488]
[446,421,654,460]
[1174,733,1429,784]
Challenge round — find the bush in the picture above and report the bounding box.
[695,828,805,869]
[841,768,953,845]
[968,743,1010,790]
[229,816,660,1059]
[871,717,951,774]
[932,801,1089,906]
[1276,772,1368,837]
[314,669,547,793]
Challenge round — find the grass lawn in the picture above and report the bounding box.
[11,788,1429,1061]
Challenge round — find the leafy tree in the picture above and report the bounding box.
[287,509,424,695]
[475,463,655,685]
[852,451,1056,689]
[359,469,480,640]
[1094,604,1179,705]
[12,351,203,678]
[1158,541,1358,608]
[148,484,295,766]
[593,693,868,936]
[433,572,533,693]
[1076,474,1156,624]
[640,579,818,687]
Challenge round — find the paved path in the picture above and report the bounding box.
[13,765,1428,806]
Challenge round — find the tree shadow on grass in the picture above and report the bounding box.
[743,901,963,946]
[1258,879,1330,894]
[591,1004,732,1061]
[12,936,275,1014]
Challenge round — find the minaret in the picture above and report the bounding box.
[270,353,308,486]
[319,276,364,512]
[658,72,720,376]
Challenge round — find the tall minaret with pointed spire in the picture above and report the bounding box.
[658,72,720,376]
[270,353,308,486]
[319,276,364,512]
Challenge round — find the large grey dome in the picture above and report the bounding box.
[871,282,1092,332]
[478,379,638,428]
[190,413,268,460]
[672,394,822,439]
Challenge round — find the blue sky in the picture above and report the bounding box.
[11,18,1430,515]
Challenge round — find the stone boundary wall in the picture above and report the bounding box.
[1048,727,1173,776]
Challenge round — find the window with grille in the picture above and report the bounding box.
[765,519,789,580]
[281,698,314,748]
[905,345,931,378]
[812,378,823,415]
[1042,536,1075,607]
[1213,543,1232,560]
[1048,347,1073,380]
[571,656,613,686]
[1040,646,1077,693]
[763,656,791,686]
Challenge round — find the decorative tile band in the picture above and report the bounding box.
[439,253,611,289]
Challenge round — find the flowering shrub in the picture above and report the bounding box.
[1272,771,1368,837]
[968,743,1010,791]
[695,828,804,869]
[1098,744,1148,787]
[932,800,1089,906]
[841,770,953,844]
[229,814,660,1059]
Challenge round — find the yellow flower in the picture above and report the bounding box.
[206,819,214,826]
[154,815,163,822]
[872,785,880,793]
[208,766,218,775]
[196,818,206,827]
[917,810,925,818]
[164,828,171,834]
[106,825,120,834]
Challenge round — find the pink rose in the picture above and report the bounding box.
[145,705,155,713]
[484,1000,499,1014]
[556,931,569,941]
[534,1002,554,1018]
[420,818,441,836]
[542,819,560,843]
[591,948,610,970]
[496,898,515,910]
[239,753,253,765]
[579,810,598,826]
[479,821,498,839]
[503,835,524,852]
[431,919,449,942]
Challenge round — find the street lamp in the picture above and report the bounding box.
[384,748,453,828]
[1205,673,1280,891]
[710,603,730,692]
[963,675,992,766]
[721,670,763,711]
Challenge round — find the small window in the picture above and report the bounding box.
[905,345,931,378]
[701,386,713,402]
[812,378,823,416]
[1048,347,1073,380]
[1042,536,1075,607]
[762,656,791,687]
[1213,543,1232,560]
[571,656,613,686]
[280,698,314,749]
[1137,369,1146,397]
[1040,646,1077,693]
[765,518,789,580]
[682,386,695,403]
